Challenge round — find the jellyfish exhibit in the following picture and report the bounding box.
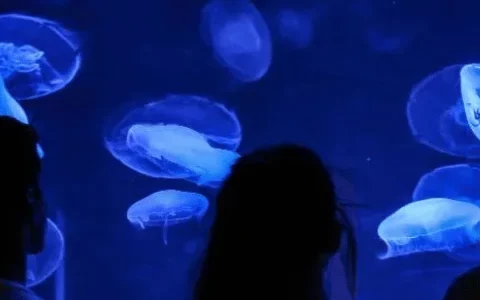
[0,13,81,100]
[0,76,44,157]
[105,94,242,183]
[377,198,480,259]
[127,190,209,245]
[126,123,240,187]
[412,164,480,262]
[276,9,314,49]
[26,218,65,287]
[460,63,480,140]
[200,0,272,82]
[407,64,480,158]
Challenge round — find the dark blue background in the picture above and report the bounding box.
[3,0,480,299]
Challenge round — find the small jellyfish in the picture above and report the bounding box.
[0,13,81,100]
[377,198,480,259]
[407,64,480,158]
[200,0,272,82]
[27,218,65,287]
[127,190,209,245]
[0,76,44,157]
[460,64,480,138]
[105,94,242,181]
[276,9,315,49]
[126,123,240,187]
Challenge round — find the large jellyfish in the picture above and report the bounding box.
[126,123,240,187]
[127,190,209,245]
[0,76,44,157]
[0,13,81,100]
[26,218,65,287]
[200,0,272,82]
[377,198,480,259]
[105,94,242,182]
[460,63,480,140]
[407,64,480,158]
[412,164,480,262]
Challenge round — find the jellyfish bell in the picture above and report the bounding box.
[26,218,65,287]
[200,0,272,82]
[105,94,242,181]
[0,13,82,100]
[126,123,240,187]
[377,198,480,260]
[127,190,209,245]
[407,64,480,158]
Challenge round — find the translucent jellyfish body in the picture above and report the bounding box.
[377,198,480,259]
[105,94,242,184]
[412,164,480,203]
[412,164,480,262]
[407,64,480,158]
[201,0,272,82]
[26,218,65,287]
[0,13,81,100]
[127,190,209,245]
[0,77,44,157]
[460,63,480,140]
[127,123,240,187]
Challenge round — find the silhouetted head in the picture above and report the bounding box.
[195,144,356,300]
[0,116,45,283]
[444,266,480,300]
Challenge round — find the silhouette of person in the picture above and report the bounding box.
[444,266,480,300]
[0,116,46,300]
[194,144,356,300]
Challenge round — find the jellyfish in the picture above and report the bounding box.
[412,164,480,204]
[460,63,480,140]
[0,76,44,157]
[200,0,272,82]
[0,13,81,100]
[26,218,65,287]
[276,9,315,49]
[412,164,480,262]
[126,123,240,187]
[105,94,242,179]
[127,190,209,245]
[406,64,480,158]
[377,198,480,259]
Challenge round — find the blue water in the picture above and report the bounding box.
[3,0,480,299]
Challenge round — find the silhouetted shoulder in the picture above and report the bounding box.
[444,266,480,300]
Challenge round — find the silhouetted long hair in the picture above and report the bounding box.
[194,144,356,300]
[444,266,480,300]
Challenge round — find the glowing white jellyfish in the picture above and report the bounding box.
[200,0,272,82]
[0,76,43,157]
[407,64,480,158]
[127,190,209,245]
[105,94,242,185]
[412,164,480,262]
[0,13,81,100]
[126,123,240,187]
[460,63,480,140]
[377,198,480,259]
[26,218,65,287]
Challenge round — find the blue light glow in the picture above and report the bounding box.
[377,198,480,259]
[0,13,81,100]
[201,0,272,82]
[127,190,209,245]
